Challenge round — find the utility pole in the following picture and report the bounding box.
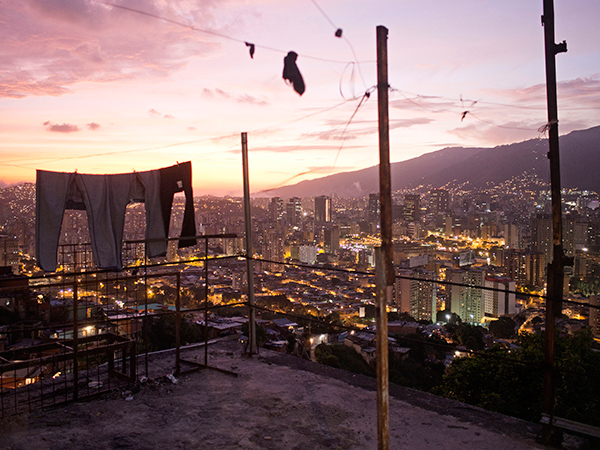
[540,0,569,445]
[242,132,258,355]
[376,25,392,450]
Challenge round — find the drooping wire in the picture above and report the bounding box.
[466,111,541,132]
[309,0,338,30]
[331,86,376,169]
[389,86,542,133]
[92,0,363,65]
[4,97,358,169]
[256,89,374,194]
[339,62,357,100]
[389,87,445,113]
[307,0,367,90]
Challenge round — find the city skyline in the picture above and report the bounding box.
[1,0,600,195]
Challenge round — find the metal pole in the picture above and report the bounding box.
[144,254,149,378]
[72,281,79,401]
[204,238,209,366]
[375,248,390,450]
[175,272,181,376]
[242,132,257,355]
[540,1,569,445]
[376,25,392,450]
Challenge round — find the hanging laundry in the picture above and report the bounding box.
[282,51,305,96]
[335,28,343,38]
[158,161,197,250]
[245,42,255,59]
[35,162,197,272]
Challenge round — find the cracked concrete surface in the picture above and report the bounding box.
[0,340,546,450]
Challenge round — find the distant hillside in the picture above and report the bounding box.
[265,126,600,197]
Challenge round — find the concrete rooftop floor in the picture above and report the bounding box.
[0,339,547,450]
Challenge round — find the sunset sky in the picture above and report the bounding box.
[1,0,599,196]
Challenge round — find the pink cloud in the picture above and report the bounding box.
[149,109,175,119]
[0,1,226,98]
[390,96,456,113]
[86,122,101,130]
[44,121,80,133]
[301,117,433,141]
[203,88,267,105]
[480,76,600,109]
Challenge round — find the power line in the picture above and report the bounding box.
[93,0,361,65]
[4,97,358,169]
[332,86,375,169]
[307,0,367,90]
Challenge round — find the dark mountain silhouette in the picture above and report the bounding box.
[264,125,600,198]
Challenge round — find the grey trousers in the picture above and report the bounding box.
[36,169,165,271]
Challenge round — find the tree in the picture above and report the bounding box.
[435,330,600,426]
[241,321,268,345]
[314,343,374,376]
[286,334,297,354]
[453,323,485,351]
[143,314,203,351]
[489,316,516,339]
[436,310,460,324]
[314,343,340,368]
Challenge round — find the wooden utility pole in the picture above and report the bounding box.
[540,0,569,445]
[242,132,258,355]
[377,25,395,286]
[375,248,390,450]
[376,25,392,450]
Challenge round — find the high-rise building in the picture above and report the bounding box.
[395,268,436,322]
[589,220,600,247]
[262,229,285,272]
[324,226,340,254]
[286,197,302,226]
[299,245,318,265]
[531,214,552,263]
[407,221,421,240]
[448,268,486,325]
[503,223,521,249]
[483,276,516,317]
[532,215,579,263]
[503,249,545,288]
[402,194,420,222]
[223,237,244,256]
[269,197,284,222]
[590,296,600,339]
[315,195,332,223]
[574,221,589,250]
[368,193,380,222]
[429,189,449,215]
[0,235,19,274]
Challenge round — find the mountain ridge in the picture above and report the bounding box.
[264,126,600,198]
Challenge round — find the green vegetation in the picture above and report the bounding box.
[314,343,374,376]
[142,314,203,351]
[389,333,446,391]
[0,306,20,325]
[241,321,268,345]
[315,332,446,392]
[488,316,516,339]
[453,323,486,351]
[435,330,600,426]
